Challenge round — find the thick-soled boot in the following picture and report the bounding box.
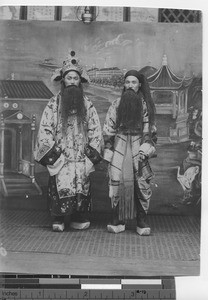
[52,216,65,232]
[70,212,90,230]
[136,211,151,236]
[107,205,125,234]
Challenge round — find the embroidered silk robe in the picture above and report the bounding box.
[34,93,102,216]
[103,97,156,220]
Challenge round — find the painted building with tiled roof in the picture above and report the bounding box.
[0,79,53,124]
[148,55,193,90]
[0,80,54,197]
[0,80,53,100]
[147,55,193,143]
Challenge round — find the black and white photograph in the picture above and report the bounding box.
[0,0,207,298]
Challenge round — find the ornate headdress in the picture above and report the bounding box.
[51,50,90,83]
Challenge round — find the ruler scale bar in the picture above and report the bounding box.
[80,279,121,284]
[122,285,162,289]
[1,288,176,299]
[0,276,176,299]
[2,285,82,289]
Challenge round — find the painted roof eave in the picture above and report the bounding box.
[148,64,193,89]
[149,86,184,90]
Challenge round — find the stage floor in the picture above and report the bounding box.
[0,209,200,276]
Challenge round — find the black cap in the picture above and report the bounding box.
[124,69,140,80]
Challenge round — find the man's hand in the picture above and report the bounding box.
[138,151,147,162]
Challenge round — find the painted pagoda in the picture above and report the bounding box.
[147,54,193,143]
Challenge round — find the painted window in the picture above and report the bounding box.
[159,9,201,23]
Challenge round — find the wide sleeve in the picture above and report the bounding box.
[84,98,102,165]
[34,96,62,167]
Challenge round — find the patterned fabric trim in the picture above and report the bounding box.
[38,143,62,167]
[84,144,102,165]
[48,176,91,216]
[35,141,55,162]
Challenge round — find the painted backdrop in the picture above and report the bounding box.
[0,20,202,215]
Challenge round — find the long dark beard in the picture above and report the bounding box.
[116,89,143,132]
[60,84,86,132]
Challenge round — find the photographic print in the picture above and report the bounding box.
[0,3,202,278]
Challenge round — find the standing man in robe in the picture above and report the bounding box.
[34,51,102,232]
[103,70,157,235]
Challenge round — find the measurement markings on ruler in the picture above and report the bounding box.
[0,276,176,299]
[0,288,176,299]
